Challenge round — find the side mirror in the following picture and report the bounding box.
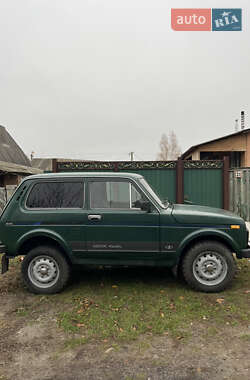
[140,201,151,213]
[133,200,152,212]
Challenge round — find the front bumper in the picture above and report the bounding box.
[238,246,250,259]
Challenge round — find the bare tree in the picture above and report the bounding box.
[157,133,169,161]
[157,131,182,160]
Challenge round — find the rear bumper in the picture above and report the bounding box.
[0,243,6,254]
[238,246,250,259]
[0,243,9,274]
[1,253,9,274]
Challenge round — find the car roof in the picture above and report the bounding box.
[22,172,144,181]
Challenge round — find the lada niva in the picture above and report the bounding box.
[0,172,249,294]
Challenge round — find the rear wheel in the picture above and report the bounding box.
[21,245,71,294]
[182,241,236,292]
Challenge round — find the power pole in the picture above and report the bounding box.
[129,152,134,161]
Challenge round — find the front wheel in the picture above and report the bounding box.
[182,241,236,292]
[21,246,71,294]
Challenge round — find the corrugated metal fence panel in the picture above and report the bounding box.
[132,169,176,203]
[184,169,223,208]
[229,169,250,221]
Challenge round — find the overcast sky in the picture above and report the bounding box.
[0,0,249,161]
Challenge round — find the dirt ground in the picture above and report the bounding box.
[1,270,250,380]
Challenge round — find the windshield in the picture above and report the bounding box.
[139,179,168,209]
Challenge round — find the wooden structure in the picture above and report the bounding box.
[0,125,42,185]
[181,128,250,168]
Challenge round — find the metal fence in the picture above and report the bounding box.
[183,163,223,208]
[55,159,229,209]
[230,168,250,221]
[0,185,17,212]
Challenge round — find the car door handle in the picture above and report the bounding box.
[88,214,102,221]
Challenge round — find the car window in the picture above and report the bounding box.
[89,181,145,209]
[26,182,84,208]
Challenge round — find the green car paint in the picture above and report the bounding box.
[0,172,249,293]
[0,171,248,262]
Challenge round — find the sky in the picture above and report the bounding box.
[0,0,249,161]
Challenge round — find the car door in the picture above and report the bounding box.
[85,178,160,259]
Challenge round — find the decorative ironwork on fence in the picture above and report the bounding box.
[57,160,224,172]
[57,160,177,171]
[57,161,115,171]
[184,160,223,169]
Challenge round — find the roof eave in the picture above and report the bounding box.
[0,161,43,175]
[181,128,250,159]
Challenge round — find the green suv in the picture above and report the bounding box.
[0,172,249,294]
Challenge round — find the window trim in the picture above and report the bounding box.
[25,180,85,210]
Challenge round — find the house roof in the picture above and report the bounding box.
[181,128,250,159]
[0,160,42,175]
[0,125,31,166]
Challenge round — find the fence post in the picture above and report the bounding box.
[223,156,229,210]
[114,162,119,172]
[52,158,57,173]
[176,159,184,204]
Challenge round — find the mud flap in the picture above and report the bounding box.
[1,254,9,274]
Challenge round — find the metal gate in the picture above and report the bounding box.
[184,161,223,208]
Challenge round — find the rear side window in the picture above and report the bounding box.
[26,182,84,208]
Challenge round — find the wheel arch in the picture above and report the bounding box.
[17,230,73,265]
[176,230,238,271]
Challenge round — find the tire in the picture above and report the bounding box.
[182,241,236,293]
[21,245,71,294]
